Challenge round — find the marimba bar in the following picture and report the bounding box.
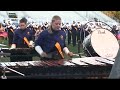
[0,57,115,79]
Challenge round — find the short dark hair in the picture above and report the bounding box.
[20,17,27,24]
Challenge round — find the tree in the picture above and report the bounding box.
[102,11,120,20]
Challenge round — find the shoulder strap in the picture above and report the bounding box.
[23,37,30,47]
[48,31,64,59]
[55,42,64,59]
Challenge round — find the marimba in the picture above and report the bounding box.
[0,48,35,54]
[0,57,115,79]
[0,48,38,62]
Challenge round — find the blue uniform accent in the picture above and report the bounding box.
[10,28,33,62]
[35,29,66,53]
[12,28,33,48]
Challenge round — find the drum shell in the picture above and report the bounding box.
[83,29,119,59]
[83,34,99,57]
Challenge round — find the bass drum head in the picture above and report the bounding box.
[91,28,119,59]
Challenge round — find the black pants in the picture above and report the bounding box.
[72,32,77,46]
[68,32,72,45]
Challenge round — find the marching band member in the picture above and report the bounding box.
[71,21,77,47]
[10,18,34,62]
[0,23,8,44]
[35,15,73,60]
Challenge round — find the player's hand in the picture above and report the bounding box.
[29,41,34,48]
[10,44,16,50]
[29,45,34,48]
[68,52,73,57]
[41,52,48,57]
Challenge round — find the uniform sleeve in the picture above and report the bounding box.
[35,31,45,46]
[12,31,18,44]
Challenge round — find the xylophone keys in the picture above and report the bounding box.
[79,57,106,65]
[0,63,6,67]
[27,61,34,66]
[4,62,11,67]
[9,62,18,67]
[63,61,75,66]
[43,61,56,66]
[71,58,88,65]
[15,62,24,66]
[95,57,114,65]
[42,60,55,66]
[32,61,44,66]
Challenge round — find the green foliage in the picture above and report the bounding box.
[102,11,120,20]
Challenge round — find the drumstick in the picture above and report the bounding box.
[73,54,80,56]
[73,53,83,56]
[68,53,80,60]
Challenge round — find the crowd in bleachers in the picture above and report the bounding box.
[0,18,120,47]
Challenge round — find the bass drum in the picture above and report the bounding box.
[83,28,119,59]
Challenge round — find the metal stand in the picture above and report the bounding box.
[1,67,7,79]
[0,64,25,79]
[77,40,81,58]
